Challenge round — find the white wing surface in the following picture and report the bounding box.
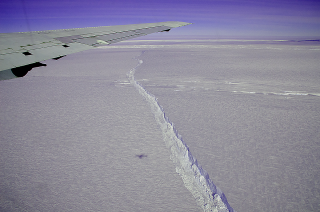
[0,21,191,80]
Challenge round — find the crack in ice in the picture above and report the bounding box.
[127,51,235,212]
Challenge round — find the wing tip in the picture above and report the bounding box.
[161,21,193,28]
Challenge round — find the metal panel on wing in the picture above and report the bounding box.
[0,21,191,73]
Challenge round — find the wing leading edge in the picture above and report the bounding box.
[0,21,191,80]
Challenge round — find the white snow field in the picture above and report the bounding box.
[131,39,320,212]
[0,49,202,211]
[1,39,320,211]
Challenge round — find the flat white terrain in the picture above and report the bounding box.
[0,49,201,211]
[132,39,320,212]
[1,39,319,211]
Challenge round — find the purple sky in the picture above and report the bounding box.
[0,0,319,37]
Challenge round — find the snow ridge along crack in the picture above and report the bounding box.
[127,52,235,212]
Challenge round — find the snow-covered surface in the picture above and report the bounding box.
[132,40,320,211]
[0,50,201,211]
[128,55,232,212]
[1,39,320,211]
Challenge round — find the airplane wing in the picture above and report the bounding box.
[0,21,191,80]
